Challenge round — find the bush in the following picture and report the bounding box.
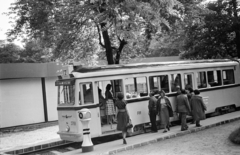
[229,127,240,144]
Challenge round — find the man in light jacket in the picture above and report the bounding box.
[176,89,191,131]
[190,89,207,127]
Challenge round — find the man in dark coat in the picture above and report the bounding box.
[176,89,191,131]
[190,89,207,127]
[148,92,158,132]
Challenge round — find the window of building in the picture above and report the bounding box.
[184,73,193,90]
[207,70,222,87]
[125,77,148,99]
[196,72,207,88]
[149,75,169,95]
[222,69,235,85]
[170,73,182,92]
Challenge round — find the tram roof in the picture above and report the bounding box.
[71,59,239,78]
[73,59,237,73]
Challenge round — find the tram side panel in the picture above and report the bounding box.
[200,87,240,114]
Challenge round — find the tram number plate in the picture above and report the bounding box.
[203,97,209,105]
[71,121,76,126]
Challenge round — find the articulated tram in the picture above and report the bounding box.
[55,59,240,142]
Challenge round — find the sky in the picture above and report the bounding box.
[0,0,23,46]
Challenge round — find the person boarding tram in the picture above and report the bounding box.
[105,84,116,128]
[115,92,131,144]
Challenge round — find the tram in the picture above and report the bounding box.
[55,59,240,142]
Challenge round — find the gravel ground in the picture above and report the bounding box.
[0,126,59,151]
[117,120,240,155]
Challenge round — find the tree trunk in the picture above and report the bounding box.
[232,0,240,58]
[115,39,127,64]
[101,23,114,64]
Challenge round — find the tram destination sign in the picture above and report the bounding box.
[55,79,75,86]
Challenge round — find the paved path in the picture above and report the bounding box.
[1,112,240,155]
[64,111,240,155]
[116,119,240,155]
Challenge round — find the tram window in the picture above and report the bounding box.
[125,77,148,99]
[59,85,75,105]
[184,73,193,90]
[207,70,222,87]
[222,69,235,85]
[96,79,123,99]
[197,72,207,88]
[82,83,94,104]
[149,75,169,95]
[170,74,182,92]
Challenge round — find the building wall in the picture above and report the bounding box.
[0,78,45,128]
[45,77,58,121]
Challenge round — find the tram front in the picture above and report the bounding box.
[55,66,102,142]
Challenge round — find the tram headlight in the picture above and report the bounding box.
[78,109,91,120]
[79,111,91,119]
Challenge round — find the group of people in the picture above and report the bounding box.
[99,84,207,145]
[99,84,131,145]
[148,88,207,133]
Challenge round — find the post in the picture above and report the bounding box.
[78,108,94,152]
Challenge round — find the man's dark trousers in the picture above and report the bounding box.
[149,110,158,132]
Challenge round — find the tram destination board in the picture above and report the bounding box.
[55,79,75,86]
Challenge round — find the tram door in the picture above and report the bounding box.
[95,79,123,135]
[184,73,195,90]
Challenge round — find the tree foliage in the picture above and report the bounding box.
[7,0,184,64]
[182,0,240,59]
[0,42,22,63]
[0,39,52,63]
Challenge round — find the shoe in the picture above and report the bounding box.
[151,130,158,133]
[196,125,202,127]
[163,130,167,133]
[123,139,127,144]
[167,126,170,131]
[181,129,188,131]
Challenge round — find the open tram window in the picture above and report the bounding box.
[56,80,75,105]
[125,77,148,99]
[170,74,182,92]
[95,79,123,99]
[184,73,193,90]
[222,69,235,85]
[197,72,207,89]
[149,75,169,95]
[207,70,222,87]
[81,82,94,104]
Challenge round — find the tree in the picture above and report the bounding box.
[0,42,23,63]
[7,0,184,64]
[182,0,240,59]
[145,0,205,57]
